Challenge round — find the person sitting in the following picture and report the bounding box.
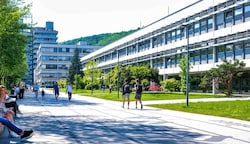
[0,117,33,140]
[0,85,19,137]
[5,95,21,116]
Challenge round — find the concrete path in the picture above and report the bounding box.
[4,90,250,144]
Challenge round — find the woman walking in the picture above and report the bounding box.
[66,82,72,101]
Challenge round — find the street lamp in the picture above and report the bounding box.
[117,50,120,99]
[181,22,190,107]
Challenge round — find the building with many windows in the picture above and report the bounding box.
[34,42,102,87]
[24,21,58,85]
[25,21,102,86]
[81,0,250,93]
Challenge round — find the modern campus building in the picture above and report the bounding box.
[24,22,102,86]
[24,21,58,85]
[81,0,250,93]
[34,42,101,87]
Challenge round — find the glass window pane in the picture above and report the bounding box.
[194,50,200,65]
[235,44,243,60]
[245,42,250,59]
[216,13,224,29]
[194,22,200,34]
[225,45,233,60]
[216,46,225,62]
[201,49,207,64]
[245,4,250,21]
[200,19,207,33]
[208,48,213,63]
[225,10,233,26]
[208,17,214,31]
[235,7,243,23]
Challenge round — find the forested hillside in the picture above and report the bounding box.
[60,29,138,46]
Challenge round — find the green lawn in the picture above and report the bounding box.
[149,100,250,121]
[64,89,249,121]
[73,89,224,101]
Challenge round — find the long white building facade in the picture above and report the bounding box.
[81,0,250,93]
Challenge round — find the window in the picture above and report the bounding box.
[190,52,194,65]
[225,10,233,26]
[207,17,214,31]
[235,44,243,60]
[171,31,176,41]
[193,50,200,65]
[166,32,171,43]
[216,46,225,62]
[235,7,243,23]
[216,12,224,29]
[176,29,181,40]
[188,24,193,37]
[201,49,207,64]
[245,41,250,59]
[208,48,213,63]
[194,22,200,35]
[244,4,250,21]
[225,44,233,60]
[46,64,57,69]
[200,19,207,33]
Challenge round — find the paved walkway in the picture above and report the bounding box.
[2,90,250,143]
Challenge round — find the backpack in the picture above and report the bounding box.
[136,84,143,93]
[124,84,131,93]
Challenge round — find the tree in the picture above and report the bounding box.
[204,59,245,96]
[179,56,190,92]
[68,48,82,83]
[82,60,101,93]
[0,0,30,85]
[161,78,180,92]
[130,65,151,81]
[150,67,161,85]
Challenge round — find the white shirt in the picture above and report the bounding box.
[67,85,72,93]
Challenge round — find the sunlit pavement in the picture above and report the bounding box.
[7,89,250,144]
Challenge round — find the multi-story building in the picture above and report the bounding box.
[34,42,102,88]
[81,0,250,93]
[23,21,58,85]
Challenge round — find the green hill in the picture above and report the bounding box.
[60,29,138,46]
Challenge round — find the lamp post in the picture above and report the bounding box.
[182,23,190,107]
[181,22,190,107]
[117,50,120,99]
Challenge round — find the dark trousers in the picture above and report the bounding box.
[19,89,25,99]
[5,101,18,116]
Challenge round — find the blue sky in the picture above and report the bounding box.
[24,0,197,42]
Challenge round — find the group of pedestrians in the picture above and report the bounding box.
[122,79,143,109]
[32,81,73,101]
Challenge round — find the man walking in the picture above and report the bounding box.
[122,79,131,109]
[53,82,59,101]
[135,79,143,109]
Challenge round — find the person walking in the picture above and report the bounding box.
[66,82,73,101]
[19,81,25,99]
[122,79,131,109]
[33,82,39,99]
[41,87,45,100]
[53,82,59,101]
[134,79,143,109]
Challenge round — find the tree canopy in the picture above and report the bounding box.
[202,59,245,96]
[68,48,82,83]
[0,0,30,86]
[60,29,138,46]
